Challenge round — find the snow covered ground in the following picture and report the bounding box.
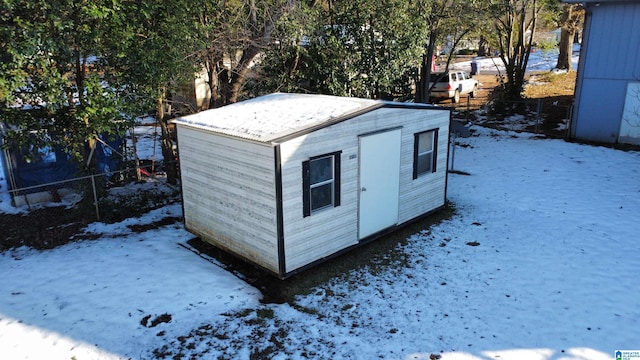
[451,45,581,74]
[1,124,638,359]
[133,115,164,162]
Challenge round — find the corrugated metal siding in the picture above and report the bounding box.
[582,3,640,79]
[176,126,280,273]
[279,107,448,273]
[575,79,628,142]
[572,1,640,143]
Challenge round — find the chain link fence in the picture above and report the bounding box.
[0,162,182,251]
[453,96,573,138]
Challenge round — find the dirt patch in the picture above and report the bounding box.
[0,206,95,251]
[523,71,576,137]
[1,183,181,251]
[141,313,173,328]
[128,216,183,233]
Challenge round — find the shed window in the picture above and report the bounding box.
[413,129,438,179]
[303,151,341,217]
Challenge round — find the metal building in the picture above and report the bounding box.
[567,0,640,145]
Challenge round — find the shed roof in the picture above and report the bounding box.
[173,93,435,143]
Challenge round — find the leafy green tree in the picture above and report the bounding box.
[254,0,425,101]
[336,0,425,100]
[99,0,201,184]
[244,1,319,95]
[1,0,134,167]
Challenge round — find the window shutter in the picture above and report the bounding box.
[334,152,341,207]
[413,133,420,179]
[432,129,439,173]
[302,160,310,217]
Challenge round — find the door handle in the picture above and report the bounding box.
[361,187,367,192]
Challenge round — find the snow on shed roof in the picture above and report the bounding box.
[173,93,385,143]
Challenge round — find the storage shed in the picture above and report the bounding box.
[564,0,640,145]
[173,93,450,278]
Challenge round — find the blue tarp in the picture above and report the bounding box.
[1,133,125,192]
[95,135,124,179]
[13,145,77,189]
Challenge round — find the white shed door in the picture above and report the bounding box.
[358,129,401,239]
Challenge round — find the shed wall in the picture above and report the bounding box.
[176,126,279,273]
[279,107,449,272]
[572,2,640,143]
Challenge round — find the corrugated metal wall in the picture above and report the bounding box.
[582,2,640,79]
[572,1,640,143]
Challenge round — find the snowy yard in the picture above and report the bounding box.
[0,125,638,359]
[451,44,581,74]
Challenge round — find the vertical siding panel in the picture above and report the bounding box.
[628,5,640,75]
[585,3,640,79]
[612,7,640,73]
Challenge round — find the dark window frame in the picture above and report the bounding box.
[413,129,439,179]
[302,151,341,217]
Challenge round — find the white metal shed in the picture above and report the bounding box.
[173,93,450,278]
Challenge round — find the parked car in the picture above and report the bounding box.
[429,70,479,103]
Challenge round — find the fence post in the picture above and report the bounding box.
[450,133,457,171]
[90,175,100,221]
[536,99,543,134]
[566,104,574,139]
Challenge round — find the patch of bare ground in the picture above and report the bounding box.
[0,206,96,250]
[446,71,578,138]
[523,71,576,137]
[0,185,182,251]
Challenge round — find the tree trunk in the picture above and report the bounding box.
[556,3,583,71]
[228,47,261,104]
[556,28,573,70]
[288,32,303,80]
[157,90,178,185]
[417,29,438,104]
[202,0,296,108]
[477,36,490,57]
